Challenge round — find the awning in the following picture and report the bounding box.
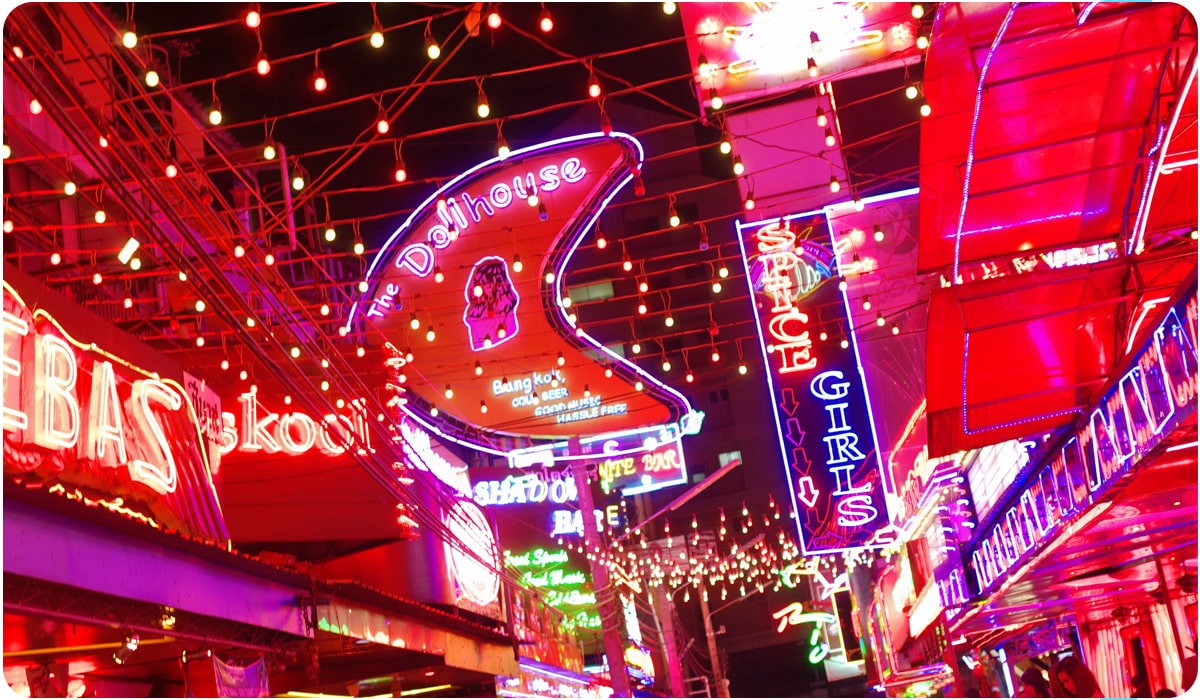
[918,3,1195,273]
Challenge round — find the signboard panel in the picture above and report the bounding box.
[966,280,1198,597]
[679,2,922,109]
[350,133,701,475]
[736,212,889,554]
[2,278,229,542]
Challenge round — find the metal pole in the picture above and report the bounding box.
[570,443,632,698]
[698,586,730,698]
[654,584,687,697]
[1155,557,1187,674]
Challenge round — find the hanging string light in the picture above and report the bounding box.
[394,141,407,182]
[207,83,222,125]
[587,62,602,99]
[312,52,328,92]
[709,87,723,111]
[732,155,745,176]
[496,121,510,159]
[369,3,384,48]
[245,3,261,28]
[121,24,138,48]
[816,105,828,127]
[254,27,270,75]
[424,21,440,60]
[476,79,490,118]
[375,103,390,134]
[486,6,502,29]
[538,4,554,32]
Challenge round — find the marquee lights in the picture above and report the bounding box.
[968,286,1197,595]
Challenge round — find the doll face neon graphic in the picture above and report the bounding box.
[463,256,520,351]
[349,133,702,467]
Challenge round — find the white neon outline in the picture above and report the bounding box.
[277,412,319,455]
[1,308,29,432]
[35,334,80,450]
[1132,63,1195,255]
[461,255,521,351]
[128,379,180,495]
[951,4,1019,284]
[353,132,699,467]
[86,360,129,466]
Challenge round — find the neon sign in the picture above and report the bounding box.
[550,506,622,537]
[445,500,502,610]
[968,281,1197,596]
[771,602,835,664]
[597,441,687,495]
[474,471,577,507]
[738,214,890,555]
[504,546,600,630]
[2,280,228,542]
[218,387,371,459]
[399,417,470,496]
[624,644,656,687]
[349,132,700,475]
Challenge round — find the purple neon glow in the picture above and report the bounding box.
[951,4,1020,285]
[734,187,917,554]
[350,131,701,464]
[1131,53,1195,255]
[960,331,1078,435]
[1076,2,1100,25]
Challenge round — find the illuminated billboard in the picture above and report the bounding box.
[349,133,702,472]
[680,2,922,110]
[2,277,229,542]
[736,212,890,555]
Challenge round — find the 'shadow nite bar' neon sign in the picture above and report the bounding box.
[2,280,229,542]
[348,132,701,481]
[968,280,1197,597]
[737,214,890,555]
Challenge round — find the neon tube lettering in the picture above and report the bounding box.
[127,379,180,495]
[35,334,79,450]
[1,309,28,432]
[278,412,318,454]
[85,360,129,467]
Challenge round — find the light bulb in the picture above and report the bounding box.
[732,156,745,176]
[354,242,365,255]
[50,252,62,265]
[292,175,304,190]
[486,10,502,28]
[357,280,367,292]
[122,30,138,48]
[195,300,206,312]
[313,68,327,92]
[744,193,755,211]
[255,51,270,76]
[840,338,850,349]
[738,363,748,375]
[320,304,330,316]
[662,359,672,371]
[64,181,77,196]
[639,279,649,293]
[245,6,261,28]
[561,296,572,308]
[829,176,840,193]
[263,143,277,160]
[632,342,641,354]
[711,349,721,362]
[480,401,488,414]
[0,144,8,159]
[906,84,920,100]
[838,279,848,291]
[165,164,178,178]
[713,280,723,293]
[916,35,929,50]
[234,245,245,258]
[892,324,901,335]
[635,380,644,391]
[544,271,555,284]
[241,370,250,381]
[863,297,872,311]
[410,314,421,330]
[512,254,523,273]
[596,232,608,249]
[265,253,275,265]
[637,300,647,315]
[29,99,42,115]
[539,8,553,32]
[475,361,483,376]
[623,258,633,272]
[178,270,187,281]
[473,283,484,298]
[665,315,675,327]
[445,385,454,399]
[912,3,925,19]
[557,351,566,367]
[324,226,336,242]
[854,197,864,212]
[825,128,836,147]
[130,257,141,271]
[209,102,222,126]
[669,208,681,228]
[477,97,490,119]
[877,313,886,327]
[663,1,676,13]
[370,25,384,48]
[718,265,729,278]
[920,100,932,117]
[816,106,828,127]
[426,325,436,342]
[92,272,102,285]
[145,70,160,87]
[874,225,884,242]
[394,162,407,182]
[291,347,301,358]
[434,266,444,283]
[719,136,732,155]
[807,57,818,78]
[220,359,229,371]
[426,35,441,60]
[377,116,390,134]
[709,88,722,111]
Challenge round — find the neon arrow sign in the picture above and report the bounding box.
[349,133,702,470]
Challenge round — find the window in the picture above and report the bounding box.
[568,280,614,303]
[718,450,742,467]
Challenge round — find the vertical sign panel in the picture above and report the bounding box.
[737,212,889,554]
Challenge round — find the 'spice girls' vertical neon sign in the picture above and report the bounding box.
[738,215,890,555]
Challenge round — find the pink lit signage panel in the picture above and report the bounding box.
[349,133,701,470]
[680,3,922,110]
[736,213,890,555]
[967,280,1197,597]
[2,279,229,542]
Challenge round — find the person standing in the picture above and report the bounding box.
[1050,656,1104,698]
[1019,666,1052,697]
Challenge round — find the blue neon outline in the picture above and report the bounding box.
[461,255,521,351]
[350,132,699,465]
[735,187,919,556]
